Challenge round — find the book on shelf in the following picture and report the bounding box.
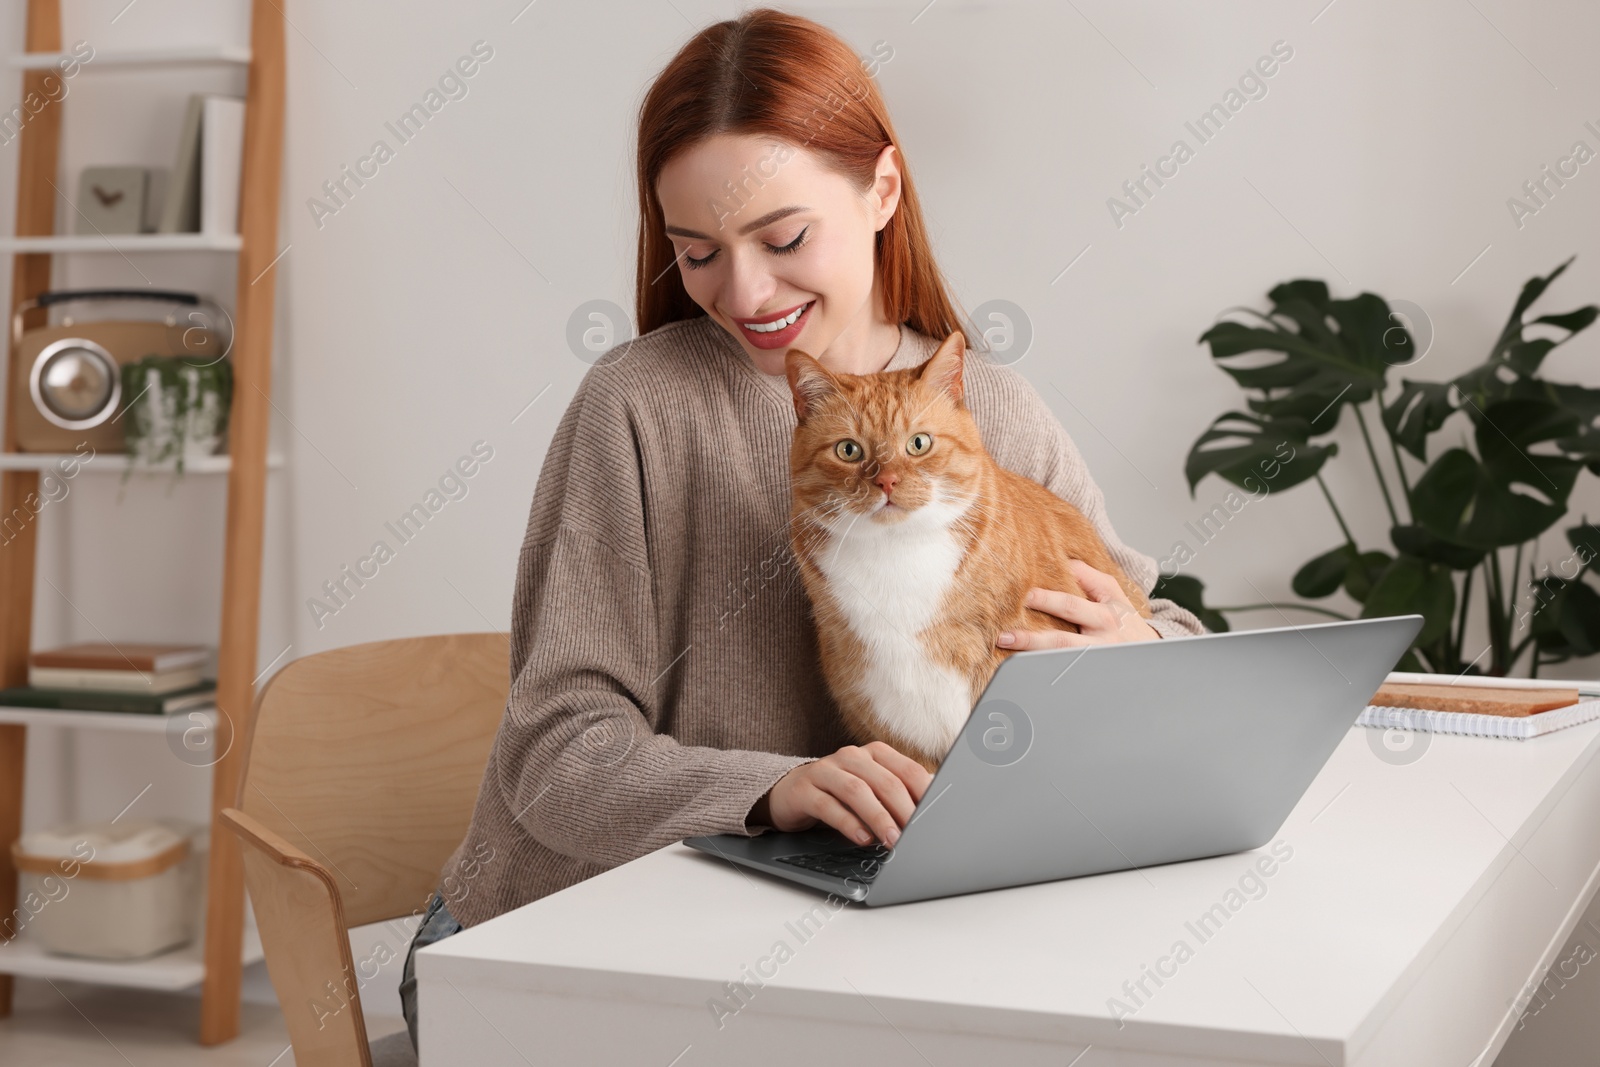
[200,95,245,236]
[27,664,204,694]
[158,92,245,235]
[31,642,210,673]
[157,93,204,233]
[0,681,216,715]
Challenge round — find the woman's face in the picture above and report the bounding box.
[657,133,901,375]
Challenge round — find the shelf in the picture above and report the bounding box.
[0,452,284,473]
[0,233,242,253]
[0,704,208,734]
[10,45,252,71]
[0,924,263,992]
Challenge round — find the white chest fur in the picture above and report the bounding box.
[814,488,975,758]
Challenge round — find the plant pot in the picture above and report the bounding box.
[120,355,232,473]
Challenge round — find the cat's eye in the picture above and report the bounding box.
[907,432,933,456]
[835,439,864,462]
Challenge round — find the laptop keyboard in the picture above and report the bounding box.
[774,844,893,882]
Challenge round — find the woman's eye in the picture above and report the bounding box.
[769,226,809,256]
[835,439,863,462]
[907,432,932,456]
[680,226,807,271]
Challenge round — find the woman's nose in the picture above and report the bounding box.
[719,251,775,317]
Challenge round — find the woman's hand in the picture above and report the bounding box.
[754,741,932,847]
[997,558,1160,649]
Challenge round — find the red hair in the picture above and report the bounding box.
[634,7,965,340]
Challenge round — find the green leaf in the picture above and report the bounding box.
[1343,549,1393,604]
[1531,579,1600,659]
[1293,544,1356,598]
[1490,256,1575,362]
[1531,307,1600,333]
[1486,258,1597,376]
[1565,519,1600,571]
[1151,574,1230,633]
[1411,444,1576,549]
[1383,379,1456,462]
[1389,524,1485,569]
[1183,412,1335,496]
[1196,281,1398,436]
[1471,398,1581,504]
[1245,388,1359,425]
[1411,449,1479,540]
[1330,292,1403,370]
[1360,555,1455,647]
[1268,279,1331,310]
[1393,647,1428,672]
[1501,338,1559,377]
[1555,582,1600,655]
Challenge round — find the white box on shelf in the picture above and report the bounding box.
[11,819,202,961]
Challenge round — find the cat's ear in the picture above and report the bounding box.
[917,330,967,405]
[785,348,839,421]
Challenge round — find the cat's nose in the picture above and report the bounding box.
[874,472,898,498]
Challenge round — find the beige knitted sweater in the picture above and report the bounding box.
[440,314,1206,926]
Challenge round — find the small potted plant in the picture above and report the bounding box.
[118,353,233,481]
[1161,258,1600,677]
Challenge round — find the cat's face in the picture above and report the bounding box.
[785,331,986,527]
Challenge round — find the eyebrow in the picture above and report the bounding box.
[664,205,809,240]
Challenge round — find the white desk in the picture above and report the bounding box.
[418,718,1600,1066]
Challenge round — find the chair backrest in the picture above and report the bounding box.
[238,632,508,927]
[224,632,507,1067]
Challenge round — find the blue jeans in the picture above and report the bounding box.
[399,891,464,1052]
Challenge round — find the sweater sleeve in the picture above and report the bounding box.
[491,373,815,868]
[981,366,1208,640]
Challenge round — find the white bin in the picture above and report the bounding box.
[11,819,199,960]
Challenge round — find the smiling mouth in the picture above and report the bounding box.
[738,301,812,333]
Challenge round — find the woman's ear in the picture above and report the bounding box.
[916,330,966,405]
[785,348,839,421]
[870,143,902,232]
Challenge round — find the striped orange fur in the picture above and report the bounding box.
[784,330,1151,771]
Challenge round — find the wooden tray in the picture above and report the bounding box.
[1371,682,1581,718]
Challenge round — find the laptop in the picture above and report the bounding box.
[684,614,1423,906]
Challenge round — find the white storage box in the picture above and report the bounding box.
[11,819,199,960]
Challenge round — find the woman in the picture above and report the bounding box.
[399,6,1206,1047]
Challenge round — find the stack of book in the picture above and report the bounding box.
[0,642,215,715]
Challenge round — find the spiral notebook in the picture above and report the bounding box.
[1356,699,1600,740]
[1356,673,1600,740]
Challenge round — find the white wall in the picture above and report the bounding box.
[272,0,1600,675]
[0,0,1596,1027]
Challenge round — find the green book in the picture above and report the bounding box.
[0,681,216,715]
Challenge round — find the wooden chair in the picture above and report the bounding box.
[220,633,508,1067]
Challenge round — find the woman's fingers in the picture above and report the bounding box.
[794,782,875,845]
[839,742,928,825]
[770,742,936,846]
[860,740,933,805]
[996,560,1157,649]
[1065,558,1127,602]
[809,753,907,845]
[998,625,1095,651]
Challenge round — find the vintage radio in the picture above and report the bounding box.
[8,288,228,453]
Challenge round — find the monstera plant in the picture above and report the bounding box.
[1155,258,1600,677]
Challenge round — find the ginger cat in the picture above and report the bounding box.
[784,330,1152,773]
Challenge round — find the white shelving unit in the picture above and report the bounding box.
[0,704,206,734]
[0,234,243,253]
[0,1,288,1044]
[0,920,263,992]
[8,44,251,70]
[0,452,285,473]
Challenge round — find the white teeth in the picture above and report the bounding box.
[741,302,809,333]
